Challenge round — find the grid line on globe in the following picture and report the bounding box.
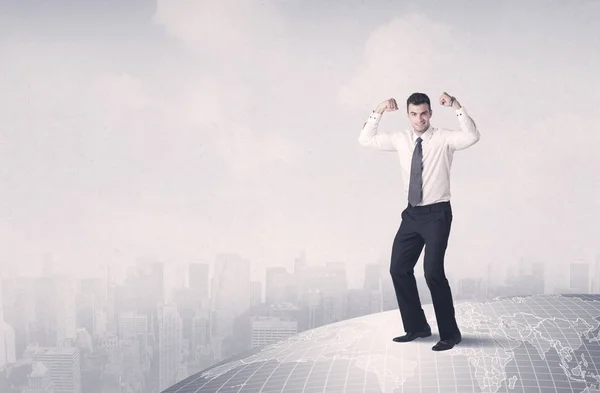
[161,294,600,393]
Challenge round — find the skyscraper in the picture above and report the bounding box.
[211,254,250,337]
[24,345,81,393]
[0,276,16,368]
[34,276,76,347]
[22,362,54,393]
[570,262,590,293]
[189,263,209,299]
[159,304,183,392]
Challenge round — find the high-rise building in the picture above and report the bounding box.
[294,251,307,274]
[22,362,55,393]
[1,276,36,358]
[0,323,16,370]
[189,263,209,299]
[211,254,250,337]
[363,264,381,292]
[368,290,383,314]
[346,289,370,319]
[457,277,484,299]
[250,317,297,348]
[531,262,546,294]
[136,259,165,309]
[118,312,149,370]
[76,277,107,341]
[192,310,210,355]
[250,281,262,306]
[23,345,81,393]
[593,254,600,294]
[570,262,590,293]
[0,276,16,368]
[158,304,183,392]
[34,276,77,347]
[265,267,290,305]
[322,263,348,325]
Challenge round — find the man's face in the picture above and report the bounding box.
[407,103,432,132]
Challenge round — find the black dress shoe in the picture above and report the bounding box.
[432,332,462,351]
[392,328,432,343]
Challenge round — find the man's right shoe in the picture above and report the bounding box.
[432,331,462,351]
[392,327,432,343]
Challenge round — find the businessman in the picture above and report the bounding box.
[358,92,480,351]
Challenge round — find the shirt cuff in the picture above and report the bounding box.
[368,110,382,122]
[455,107,467,117]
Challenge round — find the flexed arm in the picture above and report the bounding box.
[439,92,480,151]
[358,98,399,151]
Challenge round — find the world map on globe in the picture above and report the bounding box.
[163,294,600,393]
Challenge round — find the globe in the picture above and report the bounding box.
[163,294,600,393]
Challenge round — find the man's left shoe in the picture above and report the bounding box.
[432,331,462,351]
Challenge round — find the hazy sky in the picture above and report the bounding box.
[1,0,599,285]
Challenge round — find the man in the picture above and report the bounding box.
[358,92,480,351]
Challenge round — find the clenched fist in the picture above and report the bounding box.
[375,98,399,114]
[439,92,455,107]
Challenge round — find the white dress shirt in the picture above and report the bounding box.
[358,107,480,206]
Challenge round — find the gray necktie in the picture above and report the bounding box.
[408,137,423,206]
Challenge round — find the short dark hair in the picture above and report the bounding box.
[406,92,431,112]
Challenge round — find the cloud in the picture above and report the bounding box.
[338,13,477,111]
[0,4,304,272]
[0,43,294,188]
[151,0,296,176]
[153,0,287,59]
[337,12,567,114]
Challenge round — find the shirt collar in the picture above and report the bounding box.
[410,125,434,144]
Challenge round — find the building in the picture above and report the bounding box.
[23,362,55,393]
[250,317,297,348]
[23,345,81,393]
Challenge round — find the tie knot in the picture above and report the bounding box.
[416,137,422,144]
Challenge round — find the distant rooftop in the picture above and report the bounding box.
[24,345,78,356]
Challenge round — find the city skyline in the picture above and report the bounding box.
[1,247,598,392]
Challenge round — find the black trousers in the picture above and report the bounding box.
[390,201,459,340]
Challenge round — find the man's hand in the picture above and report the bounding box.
[374,98,399,114]
[439,92,461,109]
